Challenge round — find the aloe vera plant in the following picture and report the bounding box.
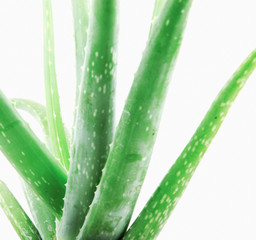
[1,0,256,240]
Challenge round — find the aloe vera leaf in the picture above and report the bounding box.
[11,99,66,239]
[71,0,90,159]
[11,99,50,142]
[0,180,42,240]
[11,98,71,151]
[122,49,256,240]
[149,0,167,36]
[43,0,70,170]
[71,0,90,107]
[22,182,56,240]
[0,90,67,219]
[153,0,167,18]
[58,0,119,239]
[77,1,193,239]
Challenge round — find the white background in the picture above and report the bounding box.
[1,0,256,239]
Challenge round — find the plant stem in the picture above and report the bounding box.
[77,0,193,239]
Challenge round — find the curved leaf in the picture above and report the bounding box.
[0,90,67,219]
[77,0,193,239]
[11,98,70,151]
[11,99,50,145]
[22,182,56,240]
[43,0,70,170]
[123,49,256,240]
[0,180,42,240]
[58,0,119,239]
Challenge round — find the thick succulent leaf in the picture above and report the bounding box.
[11,99,50,142]
[10,99,66,239]
[149,0,167,36]
[43,0,70,170]
[11,98,71,151]
[0,90,67,219]
[58,0,119,239]
[71,0,90,106]
[0,180,42,240]
[22,182,56,240]
[122,49,256,240]
[71,0,90,160]
[77,0,193,239]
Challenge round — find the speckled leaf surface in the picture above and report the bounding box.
[123,49,256,240]
[0,90,67,219]
[0,180,42,240]
[77,1,193,239]
[23,182,56,240]
[10,100,57,239]
[58,0,119,239]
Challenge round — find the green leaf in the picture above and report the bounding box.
[43,0,70,170]
[0,180,42,240]
[0,90,67,219]
[11,99,57,238]
[149,0,167,37]
[58,0,119,239]
[22,182,56,240]
[11,99,50,146]
[71,0,90,106]
[122,49,256,240]
[11,98,71,151]
[71,0,90,149]
[77,0,193,239]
